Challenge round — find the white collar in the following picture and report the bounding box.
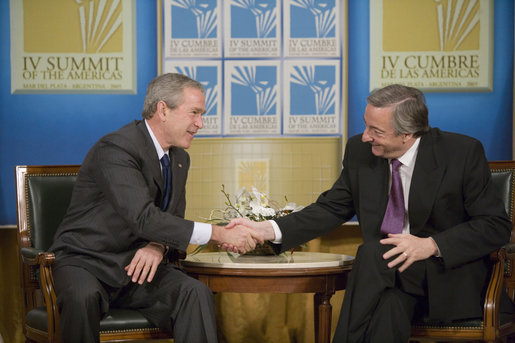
[396,137,420,168]
[145,119,169,160]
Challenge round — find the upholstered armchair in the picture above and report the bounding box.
[411,160,515,342]
[15,165,172,342]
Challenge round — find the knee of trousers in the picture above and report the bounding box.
[182,278,214,302]
[356,241,390,261]
[57,285,106,313]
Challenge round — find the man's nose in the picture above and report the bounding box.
[362,127,372,142]
[196,115,204,129]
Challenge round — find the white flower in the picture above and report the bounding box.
[251,187,269,206]
[251,205,276,217]
[283,203,297,211]
[209,185,303,222]
[194,185,306,256]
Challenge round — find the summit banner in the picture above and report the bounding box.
[10,0,137,94]
[370,0,493,91]
[160,0,347,137]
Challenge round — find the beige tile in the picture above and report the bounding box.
[185,137,342,222]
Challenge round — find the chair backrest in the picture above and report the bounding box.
[489,161,515,236]
[15,165,80,313]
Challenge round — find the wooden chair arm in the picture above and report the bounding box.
[40,257,60,343]
[483,247,507,341]
[504,243,515,255]
[21,247,55,266]
[20,247,60,342]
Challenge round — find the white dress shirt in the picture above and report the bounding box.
[394,137,420,234]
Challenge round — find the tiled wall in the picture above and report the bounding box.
[185,137,343,225]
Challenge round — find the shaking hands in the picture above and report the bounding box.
[210,222,264,254]
[214,218,277,254]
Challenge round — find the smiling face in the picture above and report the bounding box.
[361,104,414,159]
[158,87,205,150]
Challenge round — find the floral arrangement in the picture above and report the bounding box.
[192,185,303,255]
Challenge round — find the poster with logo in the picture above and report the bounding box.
[224,0,281,58]
[10,0,136,94]
[284,60,340,134]
[370,0,492,91]
[224,60,281,135]
[164,0,222,58]
[160,0,346,137]
[284,0,340,57]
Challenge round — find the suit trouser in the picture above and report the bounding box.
[333,241,427,343]
[53,263,217,343]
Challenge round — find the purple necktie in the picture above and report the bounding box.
[381,159,404,235]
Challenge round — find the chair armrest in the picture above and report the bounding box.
[484,247,508,341]
[491,244,515,278]
[20,247,55,266]
[20,246,60,339]
[504,243,515,255]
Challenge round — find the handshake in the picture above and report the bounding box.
[210,218,277,254]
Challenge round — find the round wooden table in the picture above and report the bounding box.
[181,252,353,343]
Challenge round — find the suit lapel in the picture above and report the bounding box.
[168,147,186,209]
[137,121,164,194]
[408,131,445,233]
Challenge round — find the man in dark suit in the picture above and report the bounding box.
[50,73,263,343]
[228,84,513,342]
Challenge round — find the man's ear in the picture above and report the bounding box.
[157,101,168,121]
[403,133,414,143]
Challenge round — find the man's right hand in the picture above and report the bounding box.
[210,224,264,254]
[221,218,277,253]
[226,218,276,241]
[125,242,165,284]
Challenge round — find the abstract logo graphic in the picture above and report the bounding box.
[381,0,481,51]
[237,159,269,193]
[173,66,218,115]
[231,66,277,116]
[75,0,123,53]
[22,0,124,53]
[290,0,336,38]
[171,0,217,39]
[230,0,277,38]
[434,0,479,51]
[290,65,335,115]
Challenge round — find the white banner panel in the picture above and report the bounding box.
[370,0,493,91]
[10,0,137,94]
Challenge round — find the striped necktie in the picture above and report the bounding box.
[380,159,404,235]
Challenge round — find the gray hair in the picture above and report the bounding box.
[367,84,430,137]
[141,73,204,119]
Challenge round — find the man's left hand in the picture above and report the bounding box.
[380,234,439,272]
[124,242,165,284]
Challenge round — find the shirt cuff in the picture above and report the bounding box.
[270,220,283,244]
[190,222,212,245]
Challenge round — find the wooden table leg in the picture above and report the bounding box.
[314,292,334,343]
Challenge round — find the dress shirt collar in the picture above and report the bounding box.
[145,119,169,159]
[396,137,420,168]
